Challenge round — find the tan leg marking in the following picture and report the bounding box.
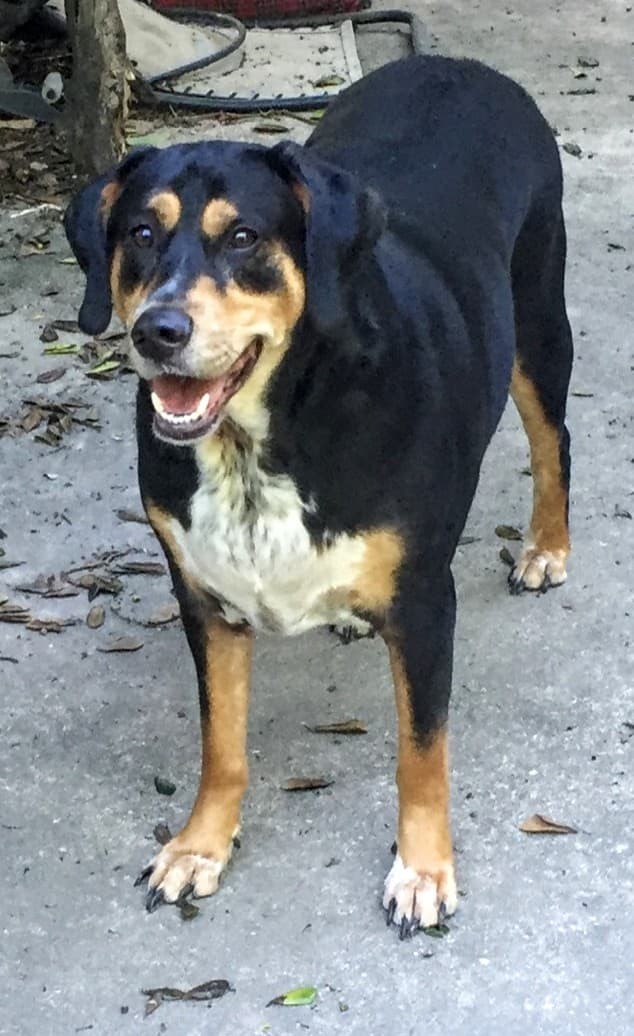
[383,644,456,930]
[146,616,253,903]
[143,503,253,902]
[148,190,182,232]
[510,361,570,591]
[201,198,238,238]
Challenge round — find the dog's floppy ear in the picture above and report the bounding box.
[63,148,156,334]
[268,141,386,331]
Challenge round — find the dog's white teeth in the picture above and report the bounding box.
[195,393,210,418]
[153,391,211,425]
[151,391,166,415]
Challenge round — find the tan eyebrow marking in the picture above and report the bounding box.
[147,190,182,232]
[201,198,238,238]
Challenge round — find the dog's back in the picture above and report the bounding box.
[310,55,561,262]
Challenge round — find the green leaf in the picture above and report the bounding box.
[43,343,80,355]
[423,923,450,938]
[86,359,121,378]
[128,130,173,147]
[267,986,317,1007]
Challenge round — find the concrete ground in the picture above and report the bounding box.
[1,1,633,1033]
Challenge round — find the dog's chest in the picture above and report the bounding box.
[169,439,364,634]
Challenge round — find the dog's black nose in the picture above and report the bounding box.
[131,307,193,360]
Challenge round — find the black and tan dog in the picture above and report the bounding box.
[64,55,573,937]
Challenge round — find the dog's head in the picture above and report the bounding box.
[64,141,384,444]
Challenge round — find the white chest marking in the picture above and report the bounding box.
[169,438,366,635]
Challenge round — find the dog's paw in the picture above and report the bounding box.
[383,853,457,939]
[508,546,568,595]
[135,834,234,911]
[328,619,375,644]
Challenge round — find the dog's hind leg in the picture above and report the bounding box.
[508,197,573,593]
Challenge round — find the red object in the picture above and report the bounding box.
[151,0,367,22]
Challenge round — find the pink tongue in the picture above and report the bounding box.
[151,374,225,416]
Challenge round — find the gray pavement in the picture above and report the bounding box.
[1,2,633,1034]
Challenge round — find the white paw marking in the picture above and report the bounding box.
[147,844,229,901]
[383,853,457,929]
[510,546,568,592]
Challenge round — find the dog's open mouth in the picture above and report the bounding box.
[149,340,262,443]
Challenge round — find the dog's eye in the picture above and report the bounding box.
[229,226,258,250]
[130,224,154,248]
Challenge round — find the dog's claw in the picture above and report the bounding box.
[385,898,397,927]
[145,886,165,913]
[179,882,195,902]
[399,914,418,940]
[438,901,447,921]
[507,569,523,595]
[134,865,152,888]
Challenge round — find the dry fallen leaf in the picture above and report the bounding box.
[52,319,80,333]
[313,73,345,88]
[69,572,123,599]
[113,560,165,576]
[282,777,334,791]
[153,822,172,845]
[98,636,143,653]
[499,546,515,568]
[307,719,367,735]
[520,813,577,835]
[36,367,66,384]
[495,524,523,541]
[0,602,31,623]
[39,324,58,343]
[146,602,180,626]
[142,979,233,1016]
[252,122,288,134]
[115,508,149,525]
[20,406,44,432]
[27,617,75,633]
[86,605,105,629]
[179,899,200,921]
[15,574,78,598]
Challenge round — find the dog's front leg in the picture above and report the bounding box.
[382,569,458,938]
[139,602,253,911]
